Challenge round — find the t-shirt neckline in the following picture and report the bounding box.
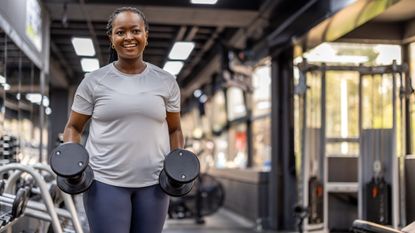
[111,61,150,78]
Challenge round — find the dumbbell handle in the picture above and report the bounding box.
[66,174,84,184]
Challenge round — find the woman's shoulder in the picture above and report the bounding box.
[82,63,113,83]
[146,62,176,81]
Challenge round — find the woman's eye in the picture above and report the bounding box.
[132,29,140,34]
[116,31,124,36]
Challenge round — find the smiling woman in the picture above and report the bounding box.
[61,6,184,233]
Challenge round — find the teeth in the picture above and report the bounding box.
[124,44,137,48]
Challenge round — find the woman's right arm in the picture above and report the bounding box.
[63,111,91,143]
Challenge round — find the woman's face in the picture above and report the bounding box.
[110,11,148,60]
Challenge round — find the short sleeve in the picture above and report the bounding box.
[71,74,94,115]
[166,79,180,112]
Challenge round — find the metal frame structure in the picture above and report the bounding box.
[0,163,84,233]
[296,60,408,232]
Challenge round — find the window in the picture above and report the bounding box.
[208,91,227,132]
[252,64,271,117]
[252,117,271,170]
[226,87,246,121]
[227,124,247,168]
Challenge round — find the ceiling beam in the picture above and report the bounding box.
[79,0,104,65]
[50,41,75,80]
[46,3,257,27]
[181,0,279,99]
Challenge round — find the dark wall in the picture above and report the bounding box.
[209,168,269,227]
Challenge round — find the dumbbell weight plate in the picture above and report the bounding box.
[164,149,200,183]
[0,180,5,195]
[159,169,194,197]
[11,188,29,219]
[57,165,94,194]
[50,143,89,177]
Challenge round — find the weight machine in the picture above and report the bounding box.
[295,60,410,232]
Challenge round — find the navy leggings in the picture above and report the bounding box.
[83,180,169,233]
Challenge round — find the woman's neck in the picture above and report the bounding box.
[114,58,146,74]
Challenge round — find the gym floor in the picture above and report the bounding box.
[163,209,275,233]
[76,196,281,233]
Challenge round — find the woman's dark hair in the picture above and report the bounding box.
[106,7,149,63]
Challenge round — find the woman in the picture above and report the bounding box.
[63,7,184,233]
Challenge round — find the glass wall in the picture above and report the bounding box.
[251,62,271,169]
[226,87,246,121]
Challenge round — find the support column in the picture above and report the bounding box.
[48,88,69,157]
[268,46,297,230]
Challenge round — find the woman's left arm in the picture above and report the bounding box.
[166,111,184,150]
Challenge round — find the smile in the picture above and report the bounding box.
[123,44,137,48]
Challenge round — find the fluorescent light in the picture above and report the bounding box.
[42,96,50,107]
[45,107,52,115]
[191,0,218,4]
[26,94,50,107]
[0,75,10,90]
[199,94,208,103]
[81,58,100,72]
[193,89,202,98]
[163,61,184,76]
[168,42,195,60]
[71,37,95,56]
[26,93,42,103]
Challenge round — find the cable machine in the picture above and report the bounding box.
[296,60,409,232]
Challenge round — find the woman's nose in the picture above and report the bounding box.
[125,31,133,39]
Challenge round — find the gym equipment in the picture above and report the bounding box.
[296,60,409,231]
[0,135,19,161]
[351,220,401,233]
[296,62,325,232]
[0,187,29,228]
[168,173,224,223]
[0,163,84,233]
[159,149,200,197]
[308,176,323,224]
[50,143,94,194]
[10,187,30,219]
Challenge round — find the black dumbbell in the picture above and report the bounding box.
[11,187,30,219]
[50,143,94,194]
[159,149,200,197]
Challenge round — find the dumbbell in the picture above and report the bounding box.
[50,143,94,194]
[159,149,200,197]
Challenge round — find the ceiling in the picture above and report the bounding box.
[373,0,415,22]
[43,0,268,89]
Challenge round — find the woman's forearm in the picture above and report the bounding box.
[63,126,83,143]
[169,129,184,150]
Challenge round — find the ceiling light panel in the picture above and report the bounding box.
[168,41,195,60]
[81,58,100,72]
[191,0,218,4]
[163,61,184,76]
[72,37,95,56]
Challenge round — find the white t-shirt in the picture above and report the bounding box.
[71,62,180,187]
